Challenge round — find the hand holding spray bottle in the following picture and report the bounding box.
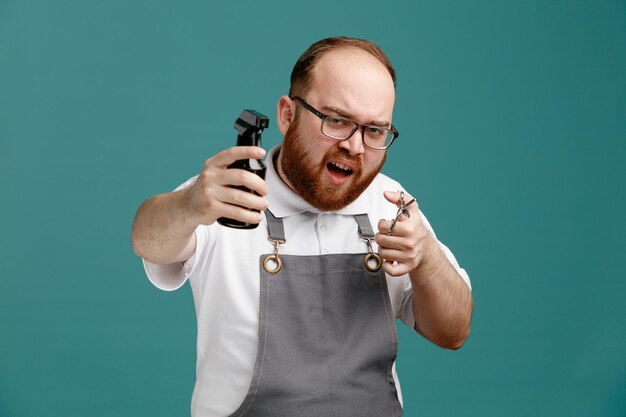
[217,109,269,229]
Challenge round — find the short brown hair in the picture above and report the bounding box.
[289,36,396,98]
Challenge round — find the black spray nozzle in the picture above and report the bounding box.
[234,109,270,145]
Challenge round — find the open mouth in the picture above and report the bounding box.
[327,162,353,178]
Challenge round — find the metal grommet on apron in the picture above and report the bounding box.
[263,239,283,274]
[356,213,383,272]
[229,210,402,417]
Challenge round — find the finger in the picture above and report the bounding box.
[212,200,264,225]
[383,190,419,213]
[375,233,412,251]
[383,190,402,205]
[377,218,394,234]
[220,187,269,211]
[382,259,411,277]
[210,146,267,168]
[377,247,414,265]
[220,168,268,196]
[377,217,417,238]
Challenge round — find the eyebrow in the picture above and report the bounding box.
[321,105,390,127]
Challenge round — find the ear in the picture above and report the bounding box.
[276,95,295,135]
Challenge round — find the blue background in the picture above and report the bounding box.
[1,1,625,416]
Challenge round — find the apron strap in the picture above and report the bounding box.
[355,214,376,239]
[265,210,377,242]
[264,209,286,243]
[356,214,383,272]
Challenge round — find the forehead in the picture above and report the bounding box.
[308,47,396,120]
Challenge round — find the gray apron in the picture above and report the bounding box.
[229,210,403,417]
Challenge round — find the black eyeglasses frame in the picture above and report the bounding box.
[290,96,399,150]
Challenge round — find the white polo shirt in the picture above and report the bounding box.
[143,146,471,417]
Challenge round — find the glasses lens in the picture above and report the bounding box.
[321,116,357,139]
[363,127,394,149]
[321,116,395,150]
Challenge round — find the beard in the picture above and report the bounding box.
[279,116,386,211]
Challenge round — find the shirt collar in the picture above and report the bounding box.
[265,145,375,218]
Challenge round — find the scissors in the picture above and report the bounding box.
[386,191,416,236]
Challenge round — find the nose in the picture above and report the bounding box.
[338,127,365,156]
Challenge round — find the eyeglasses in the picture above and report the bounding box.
[291,96,399,150]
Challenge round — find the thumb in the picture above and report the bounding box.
[383,190,418,213]
[383,190,402,205]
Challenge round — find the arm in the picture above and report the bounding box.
[131,146,269,265]
[375,191,473,350]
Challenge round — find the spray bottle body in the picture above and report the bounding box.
[217,109,269,229]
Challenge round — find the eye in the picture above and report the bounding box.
[365,126,385,137]
[326,117,349,127]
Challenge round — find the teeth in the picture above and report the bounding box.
[331,162,351,171]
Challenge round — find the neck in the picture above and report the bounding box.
[274,145,299,194]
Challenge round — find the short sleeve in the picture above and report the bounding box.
[143,226,206,291]
[397,277,416,328]
[419,210,472,290]
[395,209,472,329]
[438,241,471,289]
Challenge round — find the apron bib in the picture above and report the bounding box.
[229,210,402,417]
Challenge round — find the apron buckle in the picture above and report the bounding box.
[263,238,284,274]
[362,237,383,272]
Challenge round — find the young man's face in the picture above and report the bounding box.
[278,48,396,211]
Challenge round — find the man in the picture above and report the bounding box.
[132,37,472,417]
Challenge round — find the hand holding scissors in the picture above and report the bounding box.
[375,191,436,276]
[386,191,416,236]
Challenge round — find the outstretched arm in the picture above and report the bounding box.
[131,146,268,264]
[375,191,473,349]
